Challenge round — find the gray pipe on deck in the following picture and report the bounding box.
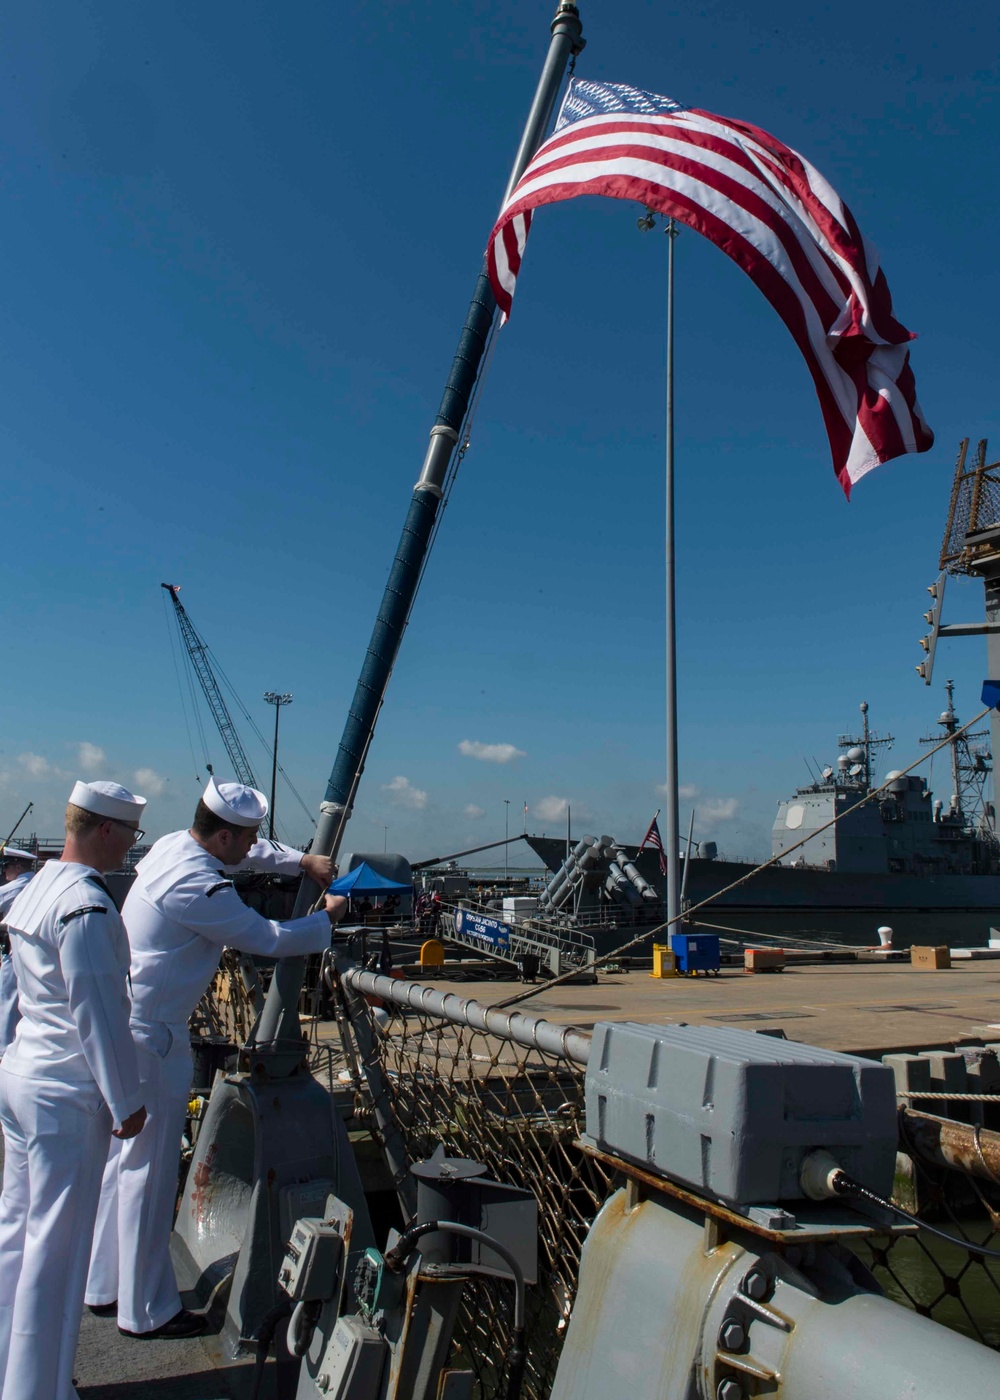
[338,963,592,1067]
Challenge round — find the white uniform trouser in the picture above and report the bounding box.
[108,1021,191,1334]
[84,1137,122,1307]
[0,1066,111,1400]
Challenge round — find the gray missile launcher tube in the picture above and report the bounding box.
[539,835,601,912]
[611,842,658,901]
[251,2,585,1058]
[606,862,641,905]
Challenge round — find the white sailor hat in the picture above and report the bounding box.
[0,847,35,864]
[69,779,147,822]
[202,775,268,828]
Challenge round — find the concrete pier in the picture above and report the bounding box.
[369,956,1000,1059]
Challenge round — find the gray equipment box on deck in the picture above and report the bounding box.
[582,1022,897,1204]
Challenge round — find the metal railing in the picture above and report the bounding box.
[940,437,1000,575]
[442,899,596,973]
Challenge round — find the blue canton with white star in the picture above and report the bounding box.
[556,79,688,132]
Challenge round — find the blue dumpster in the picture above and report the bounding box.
[670,932,721,975]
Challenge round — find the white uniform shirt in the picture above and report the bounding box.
[3,860,143,1124]
[123,830,331,1029]
[0,870,33,1053]
[0,870,33,919]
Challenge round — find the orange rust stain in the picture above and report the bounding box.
[189,1143,218,1225]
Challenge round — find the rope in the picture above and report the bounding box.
[688,916,857,952]
[896,1090,1000,1102]
[492,704,996,1010]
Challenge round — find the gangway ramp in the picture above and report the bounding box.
[444,901,597,979]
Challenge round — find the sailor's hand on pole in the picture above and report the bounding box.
[324,894,349,926]
[300,853,334,888]
[114,1105,148,1140]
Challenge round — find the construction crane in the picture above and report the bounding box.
[161,583,260,790]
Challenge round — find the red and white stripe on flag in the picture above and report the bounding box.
[486,79,933,498]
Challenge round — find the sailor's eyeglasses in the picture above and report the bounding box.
[114,821,145,844]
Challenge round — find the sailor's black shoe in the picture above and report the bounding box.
[87,1302,118,1317]
[119,1309,207,1340]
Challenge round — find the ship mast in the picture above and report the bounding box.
[837,701,893,791]
[920,679,993,830]
[944,679,963,819]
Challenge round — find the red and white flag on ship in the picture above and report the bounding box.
[486,79,933,499]
[637,813,668,876]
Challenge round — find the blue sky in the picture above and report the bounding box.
[1,0,997,862]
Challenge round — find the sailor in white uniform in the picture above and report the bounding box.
[90,776,343,1341]
[0,781,147,1400]
[0,848,37,1055]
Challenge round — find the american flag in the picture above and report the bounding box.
[637,813,667,876]
[487,79,933,498]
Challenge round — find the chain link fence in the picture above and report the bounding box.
[850,1125,1000,1348]
[308,986,615,1400]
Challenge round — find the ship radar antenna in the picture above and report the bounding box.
[838,701,893,791]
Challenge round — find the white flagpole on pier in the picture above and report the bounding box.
[638,209,681,924]
[664,217,681,926]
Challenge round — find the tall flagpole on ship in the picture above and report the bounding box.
[252,2,586,1057]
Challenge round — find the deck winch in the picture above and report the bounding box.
[554,1022,1000,1400]
[278,1151,536,1400]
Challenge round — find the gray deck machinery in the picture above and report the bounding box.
[241,1014,1000,1400]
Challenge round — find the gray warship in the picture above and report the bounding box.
[521,684,1000,943]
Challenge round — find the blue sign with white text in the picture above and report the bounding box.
[455,908,511,950]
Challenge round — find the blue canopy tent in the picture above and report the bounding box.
[328,861,412,896]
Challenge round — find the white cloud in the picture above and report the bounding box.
[701,797,739,823]
[382,775,428,810]
[18,753,50,777]
[535,795,569,823]
[76,742,107,774]
[134,767,167,798]
[464,804,485,820]
[658,782,700,799]
[458,740,526,765]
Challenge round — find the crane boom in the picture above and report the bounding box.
[161,583,259,790]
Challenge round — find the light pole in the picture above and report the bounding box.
[504,799,510,882]
[383,825,388,853]
[263,692,293,840]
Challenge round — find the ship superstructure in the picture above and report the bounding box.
[772,692,999,878]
